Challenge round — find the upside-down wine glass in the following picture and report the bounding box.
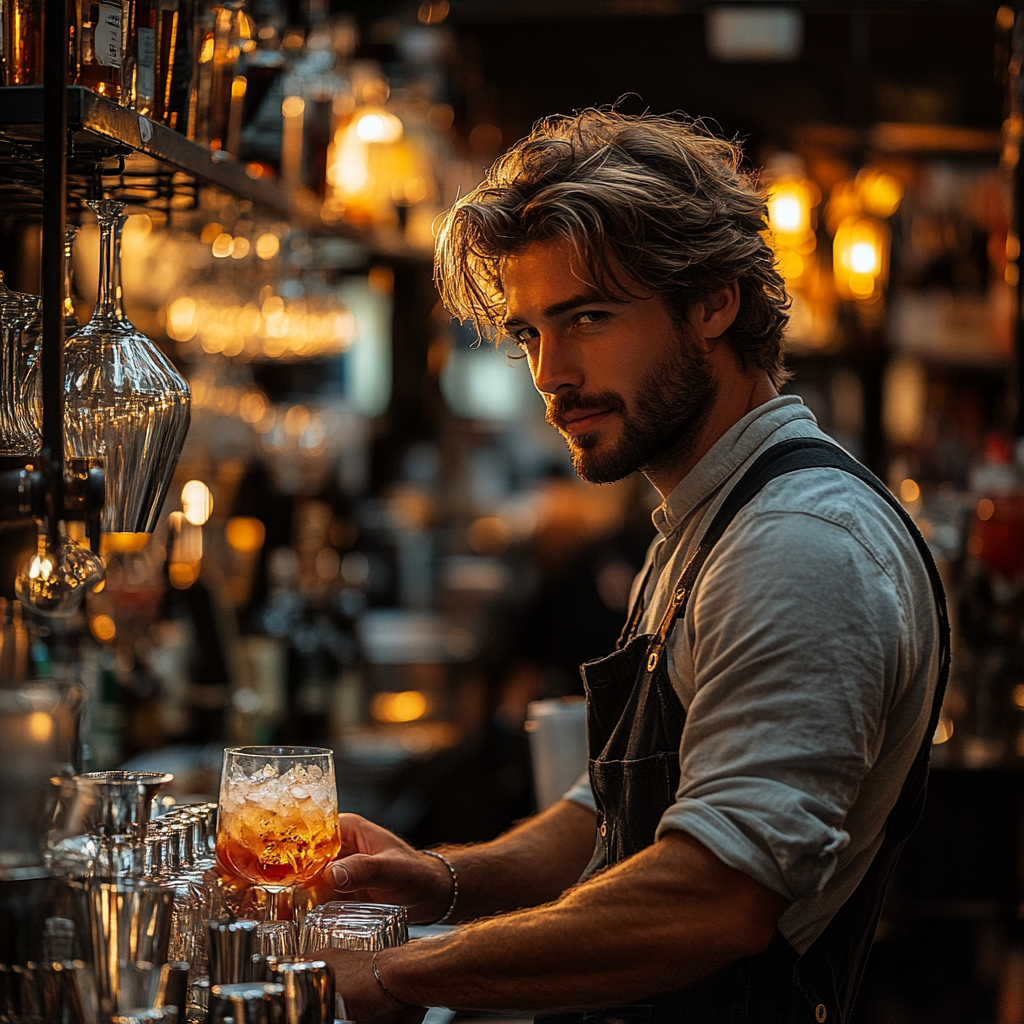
[64,198,191,532]
[216,746,341,920]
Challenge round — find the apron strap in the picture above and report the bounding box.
[642,438,952,729]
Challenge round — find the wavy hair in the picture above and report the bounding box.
[434,108,791,388]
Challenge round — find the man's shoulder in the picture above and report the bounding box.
[724,450,924,595]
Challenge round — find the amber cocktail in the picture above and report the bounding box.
[217,746,340,916]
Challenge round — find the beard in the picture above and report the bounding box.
[545,336,719,485]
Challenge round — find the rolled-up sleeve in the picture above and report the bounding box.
[655,509,904,902]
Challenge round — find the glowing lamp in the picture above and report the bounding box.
[833,216,889,301]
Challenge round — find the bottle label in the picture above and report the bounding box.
[137,26,156,98]
[94,2,122,68]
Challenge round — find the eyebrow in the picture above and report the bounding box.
[502,291,611,330]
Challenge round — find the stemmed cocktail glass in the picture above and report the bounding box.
[216,746,341,919]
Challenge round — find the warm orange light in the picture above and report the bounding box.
[255,233,280,260]
[231,75,247,99]
[211,232,234,258]
[833,216,889,301]
[226,517,265,553]
[932,716,954,744]
[467,516,511,555]
[27,711,53,742]
[200,222,223,244]
[181,480,214,526]
[101,532,150,554]
[372,690,428,723]
[1013,683,1024,709]
[856,168,904,219]
[354,110,403,144]
[281,95,305,119]
[90,614,117,643]
[899,479,921,504]
[978,498,996,521]
[167,297,198,341]
[168,562,200,589]
[417,0,449,23]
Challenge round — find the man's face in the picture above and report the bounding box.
[501,237,719,485]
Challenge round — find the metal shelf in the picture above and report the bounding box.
[0,85,429,260]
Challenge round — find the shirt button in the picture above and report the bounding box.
[815,1005,827,1022]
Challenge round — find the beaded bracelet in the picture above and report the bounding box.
[422,849,459,924]
[372,950,408,1006]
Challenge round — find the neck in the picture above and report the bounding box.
[644,364,778,499]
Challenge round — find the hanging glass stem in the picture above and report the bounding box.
[93,199,121,321]
[112,210,128,323]
[64,224,79,331]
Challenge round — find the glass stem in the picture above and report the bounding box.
[89,199,126,320]
[113,212,128,323]
[63,225,79,328]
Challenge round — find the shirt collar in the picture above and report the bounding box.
[651,396,815,539]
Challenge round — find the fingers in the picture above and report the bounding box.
[330,852,390,892]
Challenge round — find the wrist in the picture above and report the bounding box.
[421,849,458,924]
[372,949,408,1007]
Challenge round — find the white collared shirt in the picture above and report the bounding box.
[565,395,940,953]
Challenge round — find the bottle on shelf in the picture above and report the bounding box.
[78,0,125,100]
[2,0,43,85]
[126,0,159,114]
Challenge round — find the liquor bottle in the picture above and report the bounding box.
[128,0,158,114]
[152,0,180,122]
[3,0,43,84]
[164,0,197,132]
[78,0,124,100]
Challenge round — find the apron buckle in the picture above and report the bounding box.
[647,650,660,672]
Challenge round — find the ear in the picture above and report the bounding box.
[691,281,740,346]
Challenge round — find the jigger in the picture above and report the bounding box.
[210,982,287,1024]
[77,771,175,835]
[269,960,335,1024]
[208,919,260,986]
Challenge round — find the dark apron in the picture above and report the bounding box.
[538,438,951,1024]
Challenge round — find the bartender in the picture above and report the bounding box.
[316,108,948,1024]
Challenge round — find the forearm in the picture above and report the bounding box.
[376,831,788,1012]
[434,798,597,922]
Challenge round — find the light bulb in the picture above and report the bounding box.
[15,526,105,618]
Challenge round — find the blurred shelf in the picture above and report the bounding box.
[794,121,1002,157]
[0,85,432,260]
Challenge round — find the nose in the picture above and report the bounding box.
[529,334,583,398]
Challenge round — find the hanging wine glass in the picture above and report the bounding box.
[0,272,42,456]
[64,199,191,532]
[15,521,106,618]
[64,223,80,333]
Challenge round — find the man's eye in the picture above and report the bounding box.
[513,327,539,346]
[577,311,608,326]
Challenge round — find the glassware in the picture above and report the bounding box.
[255,920,298,957]
[15,523,106,618]
[264,960,333,1024]
[65,224,81,333]
[70,878,175,1019]
[45,770,173,877]
[64,199,191,532]
[79,0,125,99]
[216,746,340,920]
[299,902,406,954]
[0,272,41,455]
[209,982,286,1024]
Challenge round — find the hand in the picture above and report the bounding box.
[317,948,427,1024]
[325,814,454,924]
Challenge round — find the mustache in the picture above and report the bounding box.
[545,390,627,429]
